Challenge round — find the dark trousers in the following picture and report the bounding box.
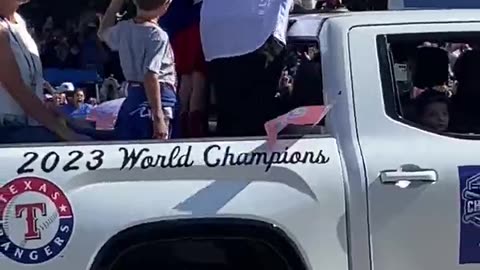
[208,35,286,137]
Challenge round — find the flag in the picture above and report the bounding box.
[86,98,125,130]
[264,105,332,148]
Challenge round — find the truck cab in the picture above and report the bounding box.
[320,9,480,270]
[1,9,480,270]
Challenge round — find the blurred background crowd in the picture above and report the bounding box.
[4,0,386,142]
[20,0,122,78]
[1,0,476,143]
[16,0,382,103]
[12,0,366,127]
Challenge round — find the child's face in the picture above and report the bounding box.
[420,101,449,132]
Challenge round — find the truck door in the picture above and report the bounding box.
[349,22,480,269]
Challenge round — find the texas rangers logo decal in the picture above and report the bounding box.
[0,176,74,264]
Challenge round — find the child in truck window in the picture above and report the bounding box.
[415,90,450,132]
[98,0,176,140]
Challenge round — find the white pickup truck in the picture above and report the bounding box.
[2,9,480,270]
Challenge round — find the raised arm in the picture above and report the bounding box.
[98,0,125,43]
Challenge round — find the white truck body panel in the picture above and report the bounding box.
[2,8,480,270]
[320,17,371,270]
[0,138,348,270]
[348,21,480,270]
[292,9,480,270]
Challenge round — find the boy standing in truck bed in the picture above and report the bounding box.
[98,0,176,140]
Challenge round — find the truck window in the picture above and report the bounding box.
[378,32,480,136]
[0,40,324,145]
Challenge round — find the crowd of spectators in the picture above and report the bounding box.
[14,0,334,126]
[0,0,347,144]
[18,0,349,88]
[11,0,127,134]
[19,0,123,79]
[15,0,343,85]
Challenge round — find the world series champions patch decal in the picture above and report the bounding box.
[0,176,74,264]
[459,166,480,264]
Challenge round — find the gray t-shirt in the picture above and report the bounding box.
[101,20,176,87]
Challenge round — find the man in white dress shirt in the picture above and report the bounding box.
[200,0,294,137]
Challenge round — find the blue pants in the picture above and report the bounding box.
[115,82,178,140]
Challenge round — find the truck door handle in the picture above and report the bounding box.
[380,169,438,184]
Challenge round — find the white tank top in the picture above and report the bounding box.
[0,13,43,121]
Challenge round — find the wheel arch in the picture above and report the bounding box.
[89,218,309,270]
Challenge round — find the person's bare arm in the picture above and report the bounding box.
[143,30,173,139]
[98,0,124,42]
[144,71,164,121]
[144,71,168,139]
[0,27,77,140]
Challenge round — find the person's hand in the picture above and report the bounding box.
[279,71,294,96]
[152,118,169,140]
[298,51,312,62]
